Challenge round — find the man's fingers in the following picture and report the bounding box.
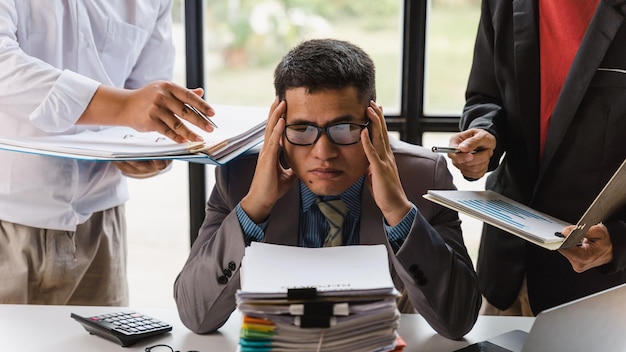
[113,159,170,178]
[361,128,381,167]
[450,159,487,179]
[172,101,215,136]
[160,125,186,143]
[183,103,218,130]
[150,104,202,143]
[265,99,285,140]
[368,101,389,146]
[559,225,577,238]
[258,111,285,163]
[365,103,387,155]
[267,115,285,147]
[268,98,283,124]
[451,128,496,155]
[168,83,214,116]
[164,83,216,134]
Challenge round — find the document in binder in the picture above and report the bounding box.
[0,104,267,165]
[424,158,626,250]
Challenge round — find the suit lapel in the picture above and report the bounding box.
[538,1,625,182]
[513,0,541,180]
[265,182,300,246]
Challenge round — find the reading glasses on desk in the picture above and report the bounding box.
[145,344,199,352]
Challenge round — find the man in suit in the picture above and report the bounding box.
[174,39,481,340]
[447,0,626,315]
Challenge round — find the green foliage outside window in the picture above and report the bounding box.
[200,0,399,68]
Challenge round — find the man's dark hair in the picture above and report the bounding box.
[274,38,376,104]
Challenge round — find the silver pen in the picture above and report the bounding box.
[431,146,484,154]
[186,103,218,129]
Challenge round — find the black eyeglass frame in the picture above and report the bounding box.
[283,121,370,146]
[145,344,199,352]
[145,344,174,352]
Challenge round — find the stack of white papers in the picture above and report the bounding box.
[236,243,406,352]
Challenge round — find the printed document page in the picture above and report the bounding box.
[424,190,570,249]
[239,242,395,298]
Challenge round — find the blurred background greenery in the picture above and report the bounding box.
[171,0,480,114]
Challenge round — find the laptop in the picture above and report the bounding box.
[456,283,626,352]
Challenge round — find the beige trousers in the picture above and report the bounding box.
[0,206,128,306]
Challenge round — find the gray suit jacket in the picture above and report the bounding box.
[463,0,626,314]
[174,139,481,340]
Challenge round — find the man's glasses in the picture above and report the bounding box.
[283,122,370,146]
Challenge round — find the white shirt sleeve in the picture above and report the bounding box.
[0,0,174,133]
[29,70,101,132]
[0,1,100,132]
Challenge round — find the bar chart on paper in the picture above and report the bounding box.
[459,198,556,231]
[426,158,626,251]
[423,190,570,246]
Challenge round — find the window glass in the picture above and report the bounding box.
[201,0,403,113]
[127,0,192,308]
[424,2,483,263]
[424,0,480,115]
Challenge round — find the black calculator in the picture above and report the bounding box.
[71,311,173,347]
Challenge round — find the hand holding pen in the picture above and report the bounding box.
[431,146,487,181]
[435,128,497,181]
[80,82,219,143]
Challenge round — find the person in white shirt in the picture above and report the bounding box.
[0,0,215,305]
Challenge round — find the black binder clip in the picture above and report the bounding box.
[287,287,318,300]
[299,315,333,328]
[287,288,337,328]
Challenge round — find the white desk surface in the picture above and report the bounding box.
[0,304,533,351]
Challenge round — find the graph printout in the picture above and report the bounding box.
[424,190,570,244]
